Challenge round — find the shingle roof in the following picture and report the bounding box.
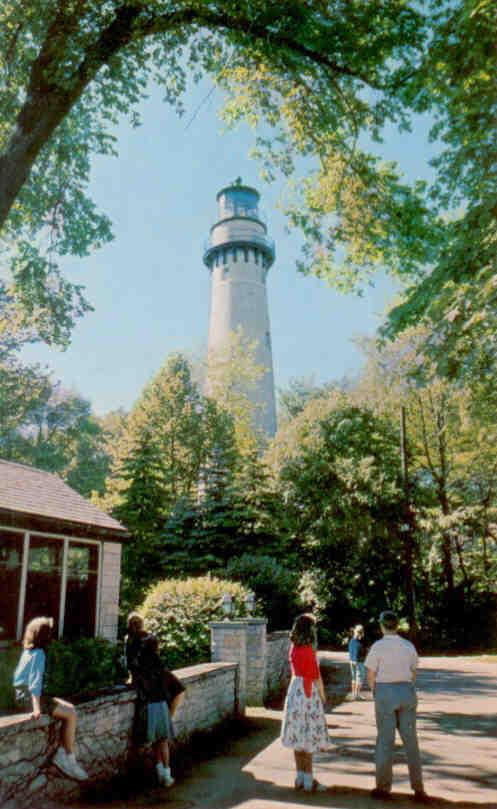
[0,459,127,536]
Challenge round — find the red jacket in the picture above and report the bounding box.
[290,644,320,697]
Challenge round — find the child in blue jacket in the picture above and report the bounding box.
[348,624,366,700]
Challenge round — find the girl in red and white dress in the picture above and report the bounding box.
[281,613,329,792]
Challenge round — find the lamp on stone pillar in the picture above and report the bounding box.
[244,591,256,616]
[221,593,233,620]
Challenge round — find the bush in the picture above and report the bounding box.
[44,637,127,700]
[140,575,251,670]
[223,555,300,631]
[0,645,21,714]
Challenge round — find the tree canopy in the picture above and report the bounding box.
[0,2,493,391]
[1,0,437,347]
[383,0,497,384]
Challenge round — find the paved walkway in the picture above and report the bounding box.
[78,654,497,809]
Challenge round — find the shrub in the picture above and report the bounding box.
[0,645,21,714]
[140,575,251,670]
[44,637,127,700]
[224,555,300,631]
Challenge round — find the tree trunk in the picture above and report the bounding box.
[435,403,455,596]
[439,490,454,595]
[400,406,417,639]
[0,91,75,227]
[0,3,144,230]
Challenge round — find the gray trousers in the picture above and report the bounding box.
[374,682,423,793]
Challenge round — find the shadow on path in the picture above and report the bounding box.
[76,658,497,809]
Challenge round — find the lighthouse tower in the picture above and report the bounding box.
[203,181,277,438]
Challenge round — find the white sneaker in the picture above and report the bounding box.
[304,778,327,793]
[157,763,175,787]
[53,747,69,775]
[66,753,89,781]
[54,748,88,781]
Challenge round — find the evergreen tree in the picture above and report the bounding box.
[114,431,167,609]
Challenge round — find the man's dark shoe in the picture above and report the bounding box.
[412,791,432,804]
[371,788,393,800]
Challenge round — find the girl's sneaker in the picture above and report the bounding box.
[66,753,89,781]
[53,748,88,781]
[303,778,327,793]
[156,763,175,787]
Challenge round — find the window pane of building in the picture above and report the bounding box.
[24,537,63,634]
[0,532,24,640]
[64,543,99,640]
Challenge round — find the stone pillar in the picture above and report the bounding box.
[210,620,247,714]
[209,618,267,711]
[245,619,267,706]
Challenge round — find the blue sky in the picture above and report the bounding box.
[22,81,436,416]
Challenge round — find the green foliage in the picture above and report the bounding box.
[278,376,338,422]
[0,645,20,714]
[104,352,237,609]
[384,0,497,388]
[0,0,436,346]
[44,638,126,700]
[353,330,497,598]
[161,449,290,580]
[140,575,251,670]
[223,554,300,632]
[268,394,407,640]
[0,352,111,497]
[0,0,493,405]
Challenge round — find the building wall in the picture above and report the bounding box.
[98,541,121,641]
[0,661,237,807]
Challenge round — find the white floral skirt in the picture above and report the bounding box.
[280,676,329,753]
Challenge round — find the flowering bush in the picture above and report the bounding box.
[140,575,251,669]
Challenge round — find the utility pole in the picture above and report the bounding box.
[400,405,417,640]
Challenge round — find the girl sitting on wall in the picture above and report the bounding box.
[13,616,88,781]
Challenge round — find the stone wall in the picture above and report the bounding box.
[0,661,237,807]
[265,631,290,699]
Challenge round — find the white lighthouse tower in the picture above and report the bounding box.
[203,181,277,438]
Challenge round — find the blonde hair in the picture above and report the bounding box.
[127,612,144,636]
[23,617,54,650]
[353,624,364,638]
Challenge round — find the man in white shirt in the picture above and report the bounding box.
[365,610,430,804]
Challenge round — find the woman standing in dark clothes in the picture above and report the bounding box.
[135,634,184,787]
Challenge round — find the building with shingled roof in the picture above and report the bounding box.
[0,459,128,644]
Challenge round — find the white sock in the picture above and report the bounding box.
[296,770,305,784]
[303,773,313,790]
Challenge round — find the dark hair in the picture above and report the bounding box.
[379,610,398,631]
[127,612,144,636]
[142,633,159,654]
[23,617,54,650]
[290,613,317,647]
